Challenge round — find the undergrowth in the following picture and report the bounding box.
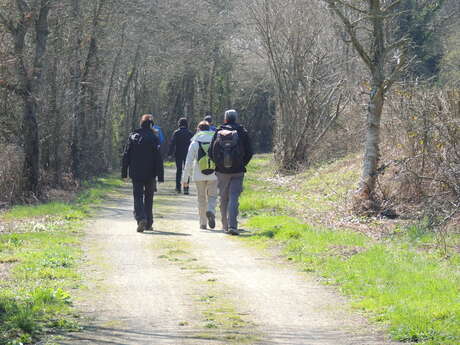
[0,176,121,345]
[241,155,460,345]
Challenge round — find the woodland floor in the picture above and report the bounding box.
[57,168,400,345]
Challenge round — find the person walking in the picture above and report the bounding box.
[181,121,217,230]
[168,117,194,194]
[209,109,253,235]
[151,115,165,193]
[122,114,164,233]
[204,114,217,132]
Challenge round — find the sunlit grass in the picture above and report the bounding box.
[241,155,460,345]
[242,154,360,216]
[244,215,460,345]
[0,174,120,344]
[2,176,122,221]
[0,230,82,344]
[3,202,86,221]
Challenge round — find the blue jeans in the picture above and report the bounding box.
[216,172,244,230]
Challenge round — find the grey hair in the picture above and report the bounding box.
[224,109,238,123]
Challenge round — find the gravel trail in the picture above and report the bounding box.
[61,169,398,345]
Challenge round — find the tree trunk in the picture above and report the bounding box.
[358,0,386,203]
[21,96,40,195]
[70,0,83,179]
[17,0,51,196]
[361,86,384,198]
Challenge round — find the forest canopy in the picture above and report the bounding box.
[0,0,458,225]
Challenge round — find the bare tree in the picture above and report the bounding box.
[0,0,52,196]
[322,0,413,212]
[249,0,345,170]
[0,0,276,203]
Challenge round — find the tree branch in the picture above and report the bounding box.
[0,11,16,33]
[324,0,373,70]
[0,79,26,95]
[333,0,367,15]
[382,0,402,15]
[384,37,408,56]
[384,53,414,93]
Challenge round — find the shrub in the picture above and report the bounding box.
[0,144,24,205]
[380,87,460,237]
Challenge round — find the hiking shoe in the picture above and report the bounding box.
[206,211,216,229]
[183,187,189,195]
[145,225,153,231]
[137,219,147,233]
[228,228,239,236]
[200,225,207,230]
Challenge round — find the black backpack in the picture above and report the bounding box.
[212,129,244,170]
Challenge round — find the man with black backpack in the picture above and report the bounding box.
[122,114,164,233]
[209,109,253,235]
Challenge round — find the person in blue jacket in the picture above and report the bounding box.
[151,116,166,192]
[204,114,217,132]
[153,124,165,145]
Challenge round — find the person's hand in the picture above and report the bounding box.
[182,182,189,188]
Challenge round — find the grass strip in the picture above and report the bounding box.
[0,176,122,345]
[241,156,460,345]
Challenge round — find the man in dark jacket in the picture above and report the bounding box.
[209,109,253,235]
[168,117,193,194]
[122,114,164,233]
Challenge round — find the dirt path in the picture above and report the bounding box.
[61,169,398,345]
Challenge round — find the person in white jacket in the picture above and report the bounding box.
[182,121,218,229]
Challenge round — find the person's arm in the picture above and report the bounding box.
[158,128,165,145]
[168,130,176,157]
[208,130,218,162]
[153,137,164,183]
[182,141,198,184]
[121,137,132,178]
[154,126,165,145]
[242,129,253,166]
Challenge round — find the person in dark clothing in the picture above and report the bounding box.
[122,114,164,233]
[168,117,193,194]
[204,114,217,131]
[209,109,253,235]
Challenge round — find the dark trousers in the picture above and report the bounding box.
[133,180,154,227]
[175,156,186,191]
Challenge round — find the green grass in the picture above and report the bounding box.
[3,202,86,221]
[240,155,295,216]
[241,154,361,218]
[0,175,122,345]
[0,230,82,344]
[239,189,291,216]
[2,177,122,222]
[163,160,175,168]
[241,155,460,345]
